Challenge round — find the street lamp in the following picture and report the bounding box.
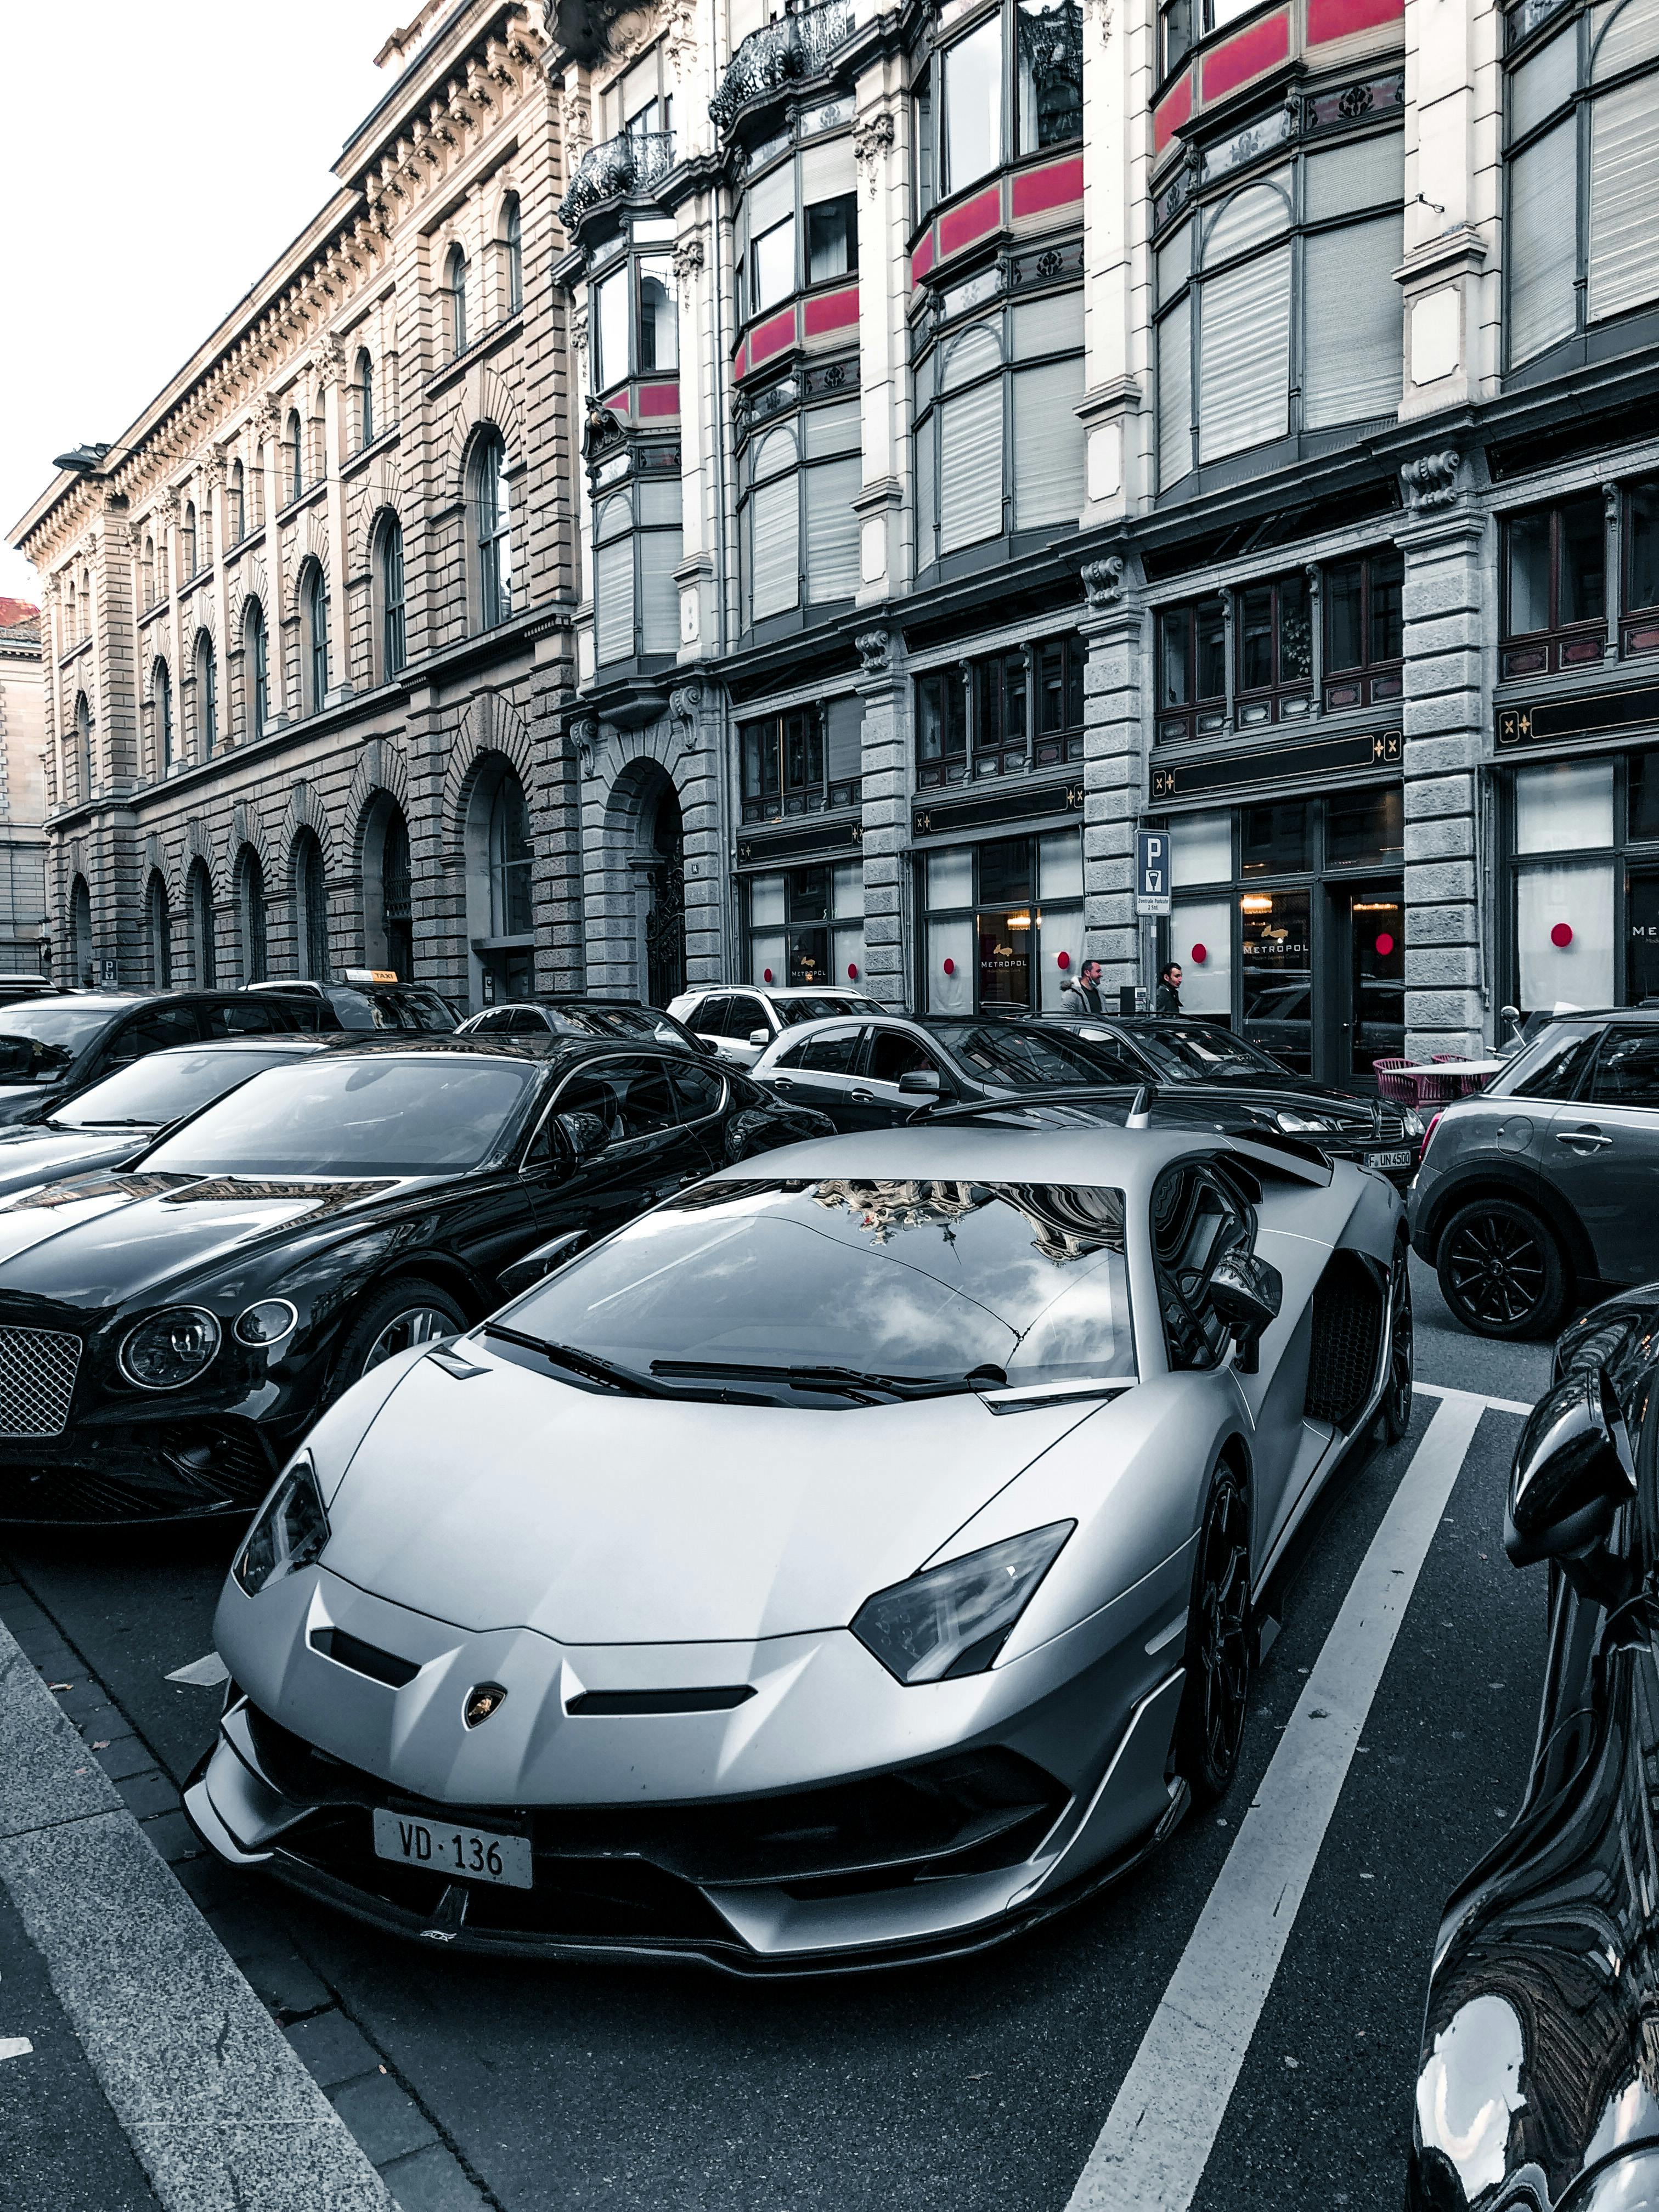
[50,444,115,474]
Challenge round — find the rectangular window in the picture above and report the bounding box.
[1514,757,1613,854]
[1302,213,1403,430]
[1156,296,1193,491]
[1326,786,1404,868]
[1588,79,1659,325]
[1198,244,1291,464]
[1235,573,1312,725]
[1508,117,1578,366]
[594,534,635,664]
[637,258,678,371]
[1501,494,1607,674]
[1240,885,1312,1071]
[913,68,934,221]
[1629,479,1659,614]
[740,707,857,823]
[1170,810,1232,887]
[1155,600,1225,741]
[805,194,857,282]
[1516,860,1615,1012]
[639,529,679,654]
[805,455,861,601]
[939,379,1004,551]
[1015,0,1083,153]
[1012,359,1084,530]
[753,217,796,313]
[942,15,1003,196]
[1322,549,1403,707]
[1240,800,1312,876]
[1159,0,1193,76]
[749,473,800,620]
[594,266,629,391]
[974,650,1029,771]
[917,669,968,776]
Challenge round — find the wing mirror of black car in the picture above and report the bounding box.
[1209,1251,1283,1374]
[498,1230,587,1299]
[748,1028,771,1049]
[556,1109,610,1163]
[1505,1364,1637,1600]
[898,1069,943,1095]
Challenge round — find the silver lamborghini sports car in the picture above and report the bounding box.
[187,1124,1410,1974]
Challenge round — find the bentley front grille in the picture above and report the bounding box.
[0,1327,82,1438]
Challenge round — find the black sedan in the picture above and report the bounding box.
[1408,1296,1659,2211]
[0,1036,830,1525]
[0,989,320,1127]
[457,996,713,1056]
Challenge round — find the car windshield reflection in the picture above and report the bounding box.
[52,1048,300,1130]
[0,1004,113,1081]
[1125,1026,1289,1082]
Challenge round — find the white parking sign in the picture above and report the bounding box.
[1137,830,1171,917]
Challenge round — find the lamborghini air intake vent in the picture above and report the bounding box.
[1304,1251,1384,1428]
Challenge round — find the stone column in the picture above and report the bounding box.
[856,627,910,1010]
[1080,558,1146,996]
[320,345,353,704]
[1399,449,1486,1059]
[672,679,729,986]
[854,75,905,598]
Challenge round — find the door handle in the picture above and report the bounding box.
[850,1088,874,1103]
[772,1075,795,1089]
[1555,1127,1612,1148]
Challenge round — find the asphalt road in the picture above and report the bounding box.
[0,1255,1549,2212]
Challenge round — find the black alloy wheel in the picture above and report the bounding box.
[1437,1197,1568,1341]
[331,1277,469,1401]
[1176,1466,1251,1807]
[1380,1244,1414,1445]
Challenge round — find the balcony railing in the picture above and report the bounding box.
[558,129,676,232]
[709,0,857,133]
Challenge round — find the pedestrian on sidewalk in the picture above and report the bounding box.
[1155,961,1183,1014]
[1060,958,1105,1018]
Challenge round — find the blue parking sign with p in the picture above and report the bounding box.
[1137,830,1171,916]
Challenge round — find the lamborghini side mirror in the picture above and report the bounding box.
[1506,1364,1636,1576]
[1210,1251,1282,1374]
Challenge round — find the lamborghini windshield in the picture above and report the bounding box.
[501,1176,1135,1390]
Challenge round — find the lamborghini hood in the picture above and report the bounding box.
[318,1342,1109,1645]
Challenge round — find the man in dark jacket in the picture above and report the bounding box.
[1059,958,1105,1017]
[1155,962,1183,1014]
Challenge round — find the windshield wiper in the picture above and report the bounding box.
[647,1359,1007,1402]
[52,1118,161,1131]
[484,1324,666,1397]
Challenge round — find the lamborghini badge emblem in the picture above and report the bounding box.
[464,1683,507,1728]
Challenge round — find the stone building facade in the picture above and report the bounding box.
[0,607,47,975]
[15,0,1659,1066]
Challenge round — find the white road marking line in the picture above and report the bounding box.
[1417,1380,1537,1419]
[1064,1390,1489,2212]
[164,1651,229,1687]
[0,2036,31,2062]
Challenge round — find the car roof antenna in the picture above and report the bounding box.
[1126,1084,1155,1130]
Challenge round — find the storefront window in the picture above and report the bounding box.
[920,828,1084,1013]
[1327,786,1404,869]
[1241,888,1313,1071]
[747,861,865,986]
[1500,493,1607,676]
[916,635,1084,788]
[1512,758,1615,1014]
[1240,800,1312,876]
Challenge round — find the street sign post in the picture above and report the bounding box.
[1136,830,1172,917]
[99,957,118,986]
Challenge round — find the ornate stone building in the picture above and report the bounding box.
[0,605,47,976]
[15,0,1659,1060]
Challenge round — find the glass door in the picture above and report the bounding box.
[1337,885,1404,1079]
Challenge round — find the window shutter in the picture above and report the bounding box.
[916,416,938,568]
[1303,213,1403,428]
[1012,289,1085,359]
[640,533,679,652]
[939,379,1004,551]
[1511,27,1576,136]
[825,696,864,781]
[1303,132,1404,221]
[751,474,800,618]
[1201,172,1291,267]
[1589,80,1659,322]
[1198,242,1290,461]
[1013,358,1084,527]
[746,159,794,239]
[1158,295,1193,489]
[595,535,635,664]
[805,400,862,458]
[806,455,861,600]
[1592,0,1659,79]
[1509,117,1578,363]
[940,320,1002,393]
[802,135,856,206]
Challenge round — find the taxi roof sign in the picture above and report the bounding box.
[344,969,399,984]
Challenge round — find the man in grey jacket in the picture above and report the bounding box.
[1059,958,1105,1017]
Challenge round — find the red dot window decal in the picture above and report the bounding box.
[847,962,859,980]
[1057,950,1071,970]
[1191,944,1207,964]
[763,968,774,983]
[1375,932,1395,957]
[1551,922,1574,949]
[943,958,956,977]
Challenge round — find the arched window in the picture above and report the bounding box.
[70,693,92,806]
[146,872,172,988]
[293,829,330,980]
[375,807,414,979]
[64,575,76,645]
[235,846,268,983]
[70,877,93,986]
[154,660,173,772]
[357,349,375,448]
[488,774,533,936]
[472,430,513,629]
[501,195,523,314]
[378,514,407,677]
[229,461,245,544]
[187,860,216,988]
[181,501,198,579]
[244,599,268,740]
[195,633,217,758]
[446,244,470,358]
[79,566,93,639]
[142,535,155,608]
[301,560,330,712]
[286,409,303,501]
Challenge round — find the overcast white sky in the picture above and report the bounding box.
[0,0,408,602]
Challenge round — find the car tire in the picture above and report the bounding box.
[1435,1197,1568,1341]
[1174,1462,1251,1809]
[330,1278,468,1398]
[1379,1241,1414,1446]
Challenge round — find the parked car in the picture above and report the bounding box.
[0,1035,337,1200]
[458,997,713,1056]
[246,973,458,1034]
[0,975,61,1007]
[1407,1295,1659,2211]
[0,989,321,1128]
[1408,1008,1659,1339]
[187,1118,1409,1972]
[0,1036,831,1526]
[754,1012,1423,1187]
[667,982,884,1067]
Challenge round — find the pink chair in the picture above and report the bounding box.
[1371,1057,1419,1105]
[1432,1052,1487,1099]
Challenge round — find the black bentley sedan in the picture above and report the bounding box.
[1408,1296,1659,2210]
[0,989,320,1127]
[0,1036,830,1525]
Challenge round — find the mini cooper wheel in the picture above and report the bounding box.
[1176,1465,1251,1808]
[1380,1243,1414,1446]
[1436,1198,1568,1341]
[332,1279,467,1396]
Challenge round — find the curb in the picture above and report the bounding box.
[0,1612,395,2212]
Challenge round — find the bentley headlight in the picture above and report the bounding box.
[235,1299,297,1348]
[851,1522,1075,1684]
[120,1306,222,1390]
[233,1457,329,1597]
[1274,1109,1335,1133]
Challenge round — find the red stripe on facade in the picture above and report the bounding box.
[911,229,936,284]
[1153,71,1193,153]
[601,386,630,415]
[1200,10,1291,100]
[747,307,798,369]
[1306,0,1403,40]
[1011,155,1084,220]
[938,184,1002,262]
[803,283,860,336]
[635,380,680,418]
[732,336,749,379]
